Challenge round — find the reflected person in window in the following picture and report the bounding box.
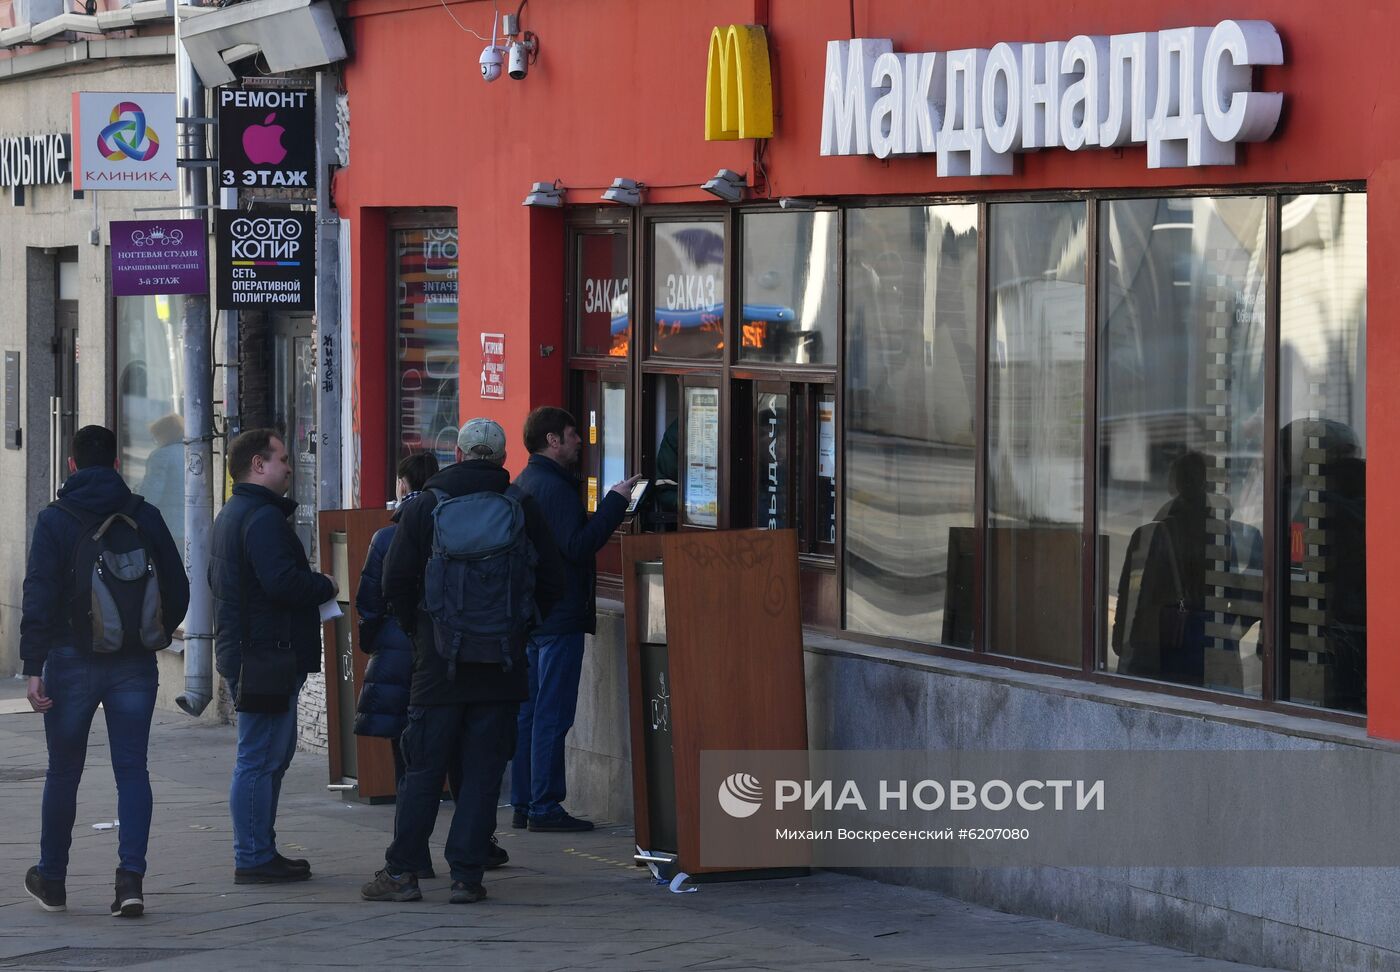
[140,413,185,555]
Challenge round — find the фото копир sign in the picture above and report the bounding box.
[218,87,315,190]
[216,207,315,310]
[71,92,176,190]
[110,220,208,297]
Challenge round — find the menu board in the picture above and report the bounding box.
[684,386,720,526]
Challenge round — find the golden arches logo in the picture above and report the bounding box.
[705,25,774,141]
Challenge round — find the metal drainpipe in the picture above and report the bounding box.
[174,0,214,717]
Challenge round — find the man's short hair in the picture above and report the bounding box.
[523,406,577,454]
[228,428,282,482]
[71,425,117,469]
[396,451,440,493]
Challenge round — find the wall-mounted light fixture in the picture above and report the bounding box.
[778,197,817,210]
[522,180,564,207]
[601,178,643,206]
[701,168,746,203]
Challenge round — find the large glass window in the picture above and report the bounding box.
[393,227,460,470]
[1278,193,1367,712]
[575,231,630,358]
[844,205,979,644]
[1098,197,1267,693]
[117,294,187,554]
[739,211,839,365]
[651,220,725,359]
[987,202,1088,666]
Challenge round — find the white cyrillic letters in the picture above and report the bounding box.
[939,49,1011,177]
[820,39,893,156]
[982,42,1024,155]
[1202,19,1283,144]
[1020,41,1065,149]
[870,51,905,159]
[1100,32,1158,147]
[1149,27,1233,168]
[1059,35,1109,151]
[903,52,943,155]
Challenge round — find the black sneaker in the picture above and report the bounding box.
[111,868,144,918]
[24,866,65,912]
[360,869,422,902]
[527,810,595,833]
[486,835,508,869]
[234,856,313,884]
[511,809,528,829]
[274,852,311,874]
[449,881,486,904]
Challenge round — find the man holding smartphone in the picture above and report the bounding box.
[510,407,640,832]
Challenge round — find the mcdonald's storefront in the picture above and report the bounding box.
[337,0,1400,961]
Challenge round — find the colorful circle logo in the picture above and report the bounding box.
[97,102,160,162]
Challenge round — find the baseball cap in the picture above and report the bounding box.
[458,417,507,464]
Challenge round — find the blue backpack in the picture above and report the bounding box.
[422,487,538,673]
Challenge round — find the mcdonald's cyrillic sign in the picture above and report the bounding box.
[705,25,774,140]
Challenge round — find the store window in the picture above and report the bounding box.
[1098,196,1267,692]
[651,219,725,359]
[393,225,460,471]
[116,294,187,553]
[844,204,979,644]
[575,231,630,358]
[1278,192,1367,712]
[986,202,1087,666]
[739,211,839,365]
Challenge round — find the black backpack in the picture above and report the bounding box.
[52,495,170,653]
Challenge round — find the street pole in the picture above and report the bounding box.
[315,68,342,516]
[174,0,214,717]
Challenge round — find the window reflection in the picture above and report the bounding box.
[117,294,186,554]
[1279,193,1367,712]
[844,205,978,645]
[740,212,839,365]
[576,233,630,358]
[1099,196,1267,693]
[987,202,1087,666]
[652,221,725,359]
[395,227,460,470]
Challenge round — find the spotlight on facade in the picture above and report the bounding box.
[701,168,746,203]
[778,197,817,210]
[522,181,564,207]
[601,177,643,206]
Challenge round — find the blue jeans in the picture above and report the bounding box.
[510,632,585,819]
[39,648,158,881]
[388,702,515,885]
[228,676,303,869]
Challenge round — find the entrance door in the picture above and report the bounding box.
[51,280,78,496]
[271,313,318,559]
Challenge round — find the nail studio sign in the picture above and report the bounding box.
[218,87,315,190]
[820,19,1283,176]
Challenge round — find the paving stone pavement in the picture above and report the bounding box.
[0,681,1276,972]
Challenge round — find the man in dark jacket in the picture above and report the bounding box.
[509,407,639,832]
[210,428,337,884]
[21,425,189,917]
[361,418,563,905]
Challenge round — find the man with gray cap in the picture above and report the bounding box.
[362,418,563,905]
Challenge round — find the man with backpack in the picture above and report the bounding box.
[361,418,563,905]
[21,425,189,917]
[211,428,337,884]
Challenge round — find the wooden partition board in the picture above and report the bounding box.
[623,529,809,876]
[318,507,397,800]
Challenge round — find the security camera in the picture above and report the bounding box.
[480,44,503,82]
[507,40,529,80]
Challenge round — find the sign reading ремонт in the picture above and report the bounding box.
[215,207,315,310]
[218,86,316,190]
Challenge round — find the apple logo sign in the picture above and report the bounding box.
[243,112,288,166]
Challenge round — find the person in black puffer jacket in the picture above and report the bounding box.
[354,452,437,773]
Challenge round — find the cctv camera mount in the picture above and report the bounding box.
[480,9,504,82]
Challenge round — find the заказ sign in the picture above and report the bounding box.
[215,207,315,310]
[821,20,1283,175]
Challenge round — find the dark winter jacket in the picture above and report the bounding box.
[512,454,627,637]
[20,466,190,676]
[210,482,334,679]
[382,460,565,706]
[354,517,414,737]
